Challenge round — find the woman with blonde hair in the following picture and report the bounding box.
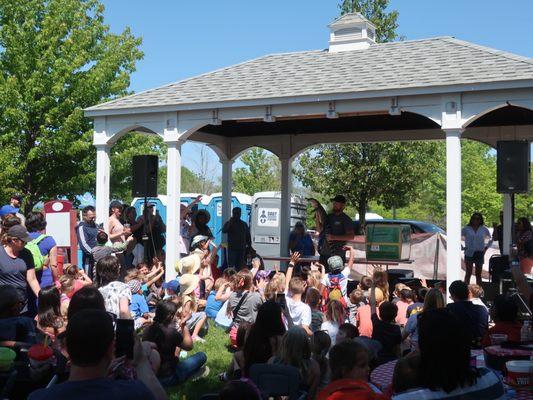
[402,288,445,349]
[270,326,320,400]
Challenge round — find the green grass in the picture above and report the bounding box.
[168,325,232,400]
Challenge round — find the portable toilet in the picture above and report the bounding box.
[131,196,167,221]
[203,192,252,247]
[250,192,306,266]
[131,193,203,223]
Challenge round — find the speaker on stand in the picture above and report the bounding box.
[132,155,159,263]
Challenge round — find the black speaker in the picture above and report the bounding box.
[132,155,158,197]
[497,141,530,193]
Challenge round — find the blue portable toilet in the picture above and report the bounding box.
[195,193,251,266]
[131,193,203,223]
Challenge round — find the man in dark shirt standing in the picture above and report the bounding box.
[446,280,489,346]
[75,206,98,279]
[322,195,354,266]
[222,207,251,270]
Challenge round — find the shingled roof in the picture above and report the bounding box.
[85,36,533,113]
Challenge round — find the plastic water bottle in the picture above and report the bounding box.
[520,320,532,343]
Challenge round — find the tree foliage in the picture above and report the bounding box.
[0,0,143,212]
[233,148,280,195]
[295,142,440,227]
[339,0,399,42]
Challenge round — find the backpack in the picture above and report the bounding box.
[326,275,347,308]
[25,234,48,271]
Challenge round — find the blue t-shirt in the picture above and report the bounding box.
[28,232,57,288]
[28,378,155,400]
[130,293,150,319]
[205,291,223,319]
[289,232,314,256]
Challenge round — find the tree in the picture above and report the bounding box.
[295,142,439,229]
[0,0,143,212]
[339,0,399,42]
[233,148,280,195]
[157,165,205,197]
[296,1,439,229]
[110,132,165,203]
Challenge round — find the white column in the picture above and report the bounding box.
[445,129,463,291]
[502,194,513,255]
[95,144,111,228]
[165,141,182,281]
[221,158,233,243]
[279,157,293,258]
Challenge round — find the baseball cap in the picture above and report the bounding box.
[330,195,347,204]
[7,225,31,243]
[0,205,19,217]
[162,279,180,293]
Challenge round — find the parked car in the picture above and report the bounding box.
[353,219,445,235]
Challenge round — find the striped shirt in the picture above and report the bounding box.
[392,367,504,400]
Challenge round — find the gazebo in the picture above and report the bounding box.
[85,13,533,283]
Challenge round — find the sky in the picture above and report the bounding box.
[101,0,533,177]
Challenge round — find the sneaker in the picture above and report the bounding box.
[191,366,210,382]
[193,335,206,343]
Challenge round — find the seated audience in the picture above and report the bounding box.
[28,309,166,400]
[67,286,106,320]
[336,322,358,344]
[270,326,320,400]
[128,279,152,328]
[446,280,488,346]
[394,288,413,326]
[406,287,427,317]
[306,287,324,332]
[317,340,386,400]
[392,354,422,395]
[392,309,504,400]
[481,295,522,346]
[224,322,251,380]
[0,284,36,345]
[468,284,488,311]
[205,277,227,319]
[179,273,208,342]
[227,269,263,346]
[91,230,134,264]
[321,300,345,346]
[95,255,131,319]
[36,285,66,343]
[243,301,286,377]
[355,287,384,338]
[347,288,365,325]
[142,300,207,386]
[402,288,444,350]
[219,378,262,400]
[312,330,331,391]
[371,299,401,364]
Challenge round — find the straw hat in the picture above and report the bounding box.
[175,253,201,275]
[180,274,200,296]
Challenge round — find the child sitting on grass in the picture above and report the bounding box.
[128,279,153,328]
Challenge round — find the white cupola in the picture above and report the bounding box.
[328,12,376,52]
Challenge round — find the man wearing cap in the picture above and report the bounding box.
[0,225,40,315]
[0,194,23,218]
[322,195,354,266]
[222,207,251,270]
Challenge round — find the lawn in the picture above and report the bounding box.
[168,325,232,400]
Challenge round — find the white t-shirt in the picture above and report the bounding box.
[286,296,311,327]
[321,320,340,346]
[461,225,492,257]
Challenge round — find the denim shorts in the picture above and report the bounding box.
[465,250,484,265]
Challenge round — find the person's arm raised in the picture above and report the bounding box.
[284,252,300,292]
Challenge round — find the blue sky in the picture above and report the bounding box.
[101,0,533,176]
